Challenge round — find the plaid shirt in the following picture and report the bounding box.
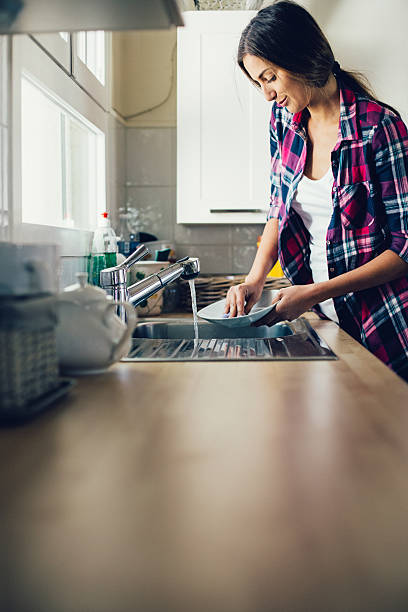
[267,80,408,380]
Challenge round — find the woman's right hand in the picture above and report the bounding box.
[224,280,264,318]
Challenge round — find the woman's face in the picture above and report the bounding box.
[242,54,310,113]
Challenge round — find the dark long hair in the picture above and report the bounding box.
[237,0,399,116]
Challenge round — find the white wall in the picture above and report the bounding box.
[302,0,408,122]
[112,30,177,128]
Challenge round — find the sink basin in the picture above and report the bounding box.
[132,319,294,340]
[124,317,337,362]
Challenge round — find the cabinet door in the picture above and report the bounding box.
[177,11,271,224]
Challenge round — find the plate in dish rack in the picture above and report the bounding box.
[197,297,279,328]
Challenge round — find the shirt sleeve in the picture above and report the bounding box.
[267,113,284,221]
[372,113,408,263]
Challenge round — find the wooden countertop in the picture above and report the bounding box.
[1,316,408,611]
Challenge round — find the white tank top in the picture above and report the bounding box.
[291,168,339,323]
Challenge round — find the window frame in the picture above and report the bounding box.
[30,32,71,73]
[11,34,109,256]
[0,36,10,241]
[72,31,111,111]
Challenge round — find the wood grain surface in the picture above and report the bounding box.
[0,317,407,612]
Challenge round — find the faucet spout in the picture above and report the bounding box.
[175,256,200,280]
[128,257,200,307]
[100,246,200,319]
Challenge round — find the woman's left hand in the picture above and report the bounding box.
[253,284,318,327]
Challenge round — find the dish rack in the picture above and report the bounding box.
[0,296,60,417]
[178,274,290,311]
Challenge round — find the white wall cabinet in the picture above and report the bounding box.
[177,11,271,224]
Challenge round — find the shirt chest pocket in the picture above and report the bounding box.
[336,181,376,230]
[336,181,388,267]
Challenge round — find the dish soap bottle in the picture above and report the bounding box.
[89,212,118,286]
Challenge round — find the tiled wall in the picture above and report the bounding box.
[107,113,126,232]
[125,127,265,275]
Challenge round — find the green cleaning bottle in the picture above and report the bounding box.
[88,212,118,286]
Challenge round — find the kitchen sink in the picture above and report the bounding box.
[123,317,337,362]
[132,319,294,340]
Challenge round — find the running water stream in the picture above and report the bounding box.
[188,279,199,341]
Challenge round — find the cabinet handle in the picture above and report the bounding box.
[210,209,265,214]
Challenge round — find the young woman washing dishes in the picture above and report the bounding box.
[225,0,408,381]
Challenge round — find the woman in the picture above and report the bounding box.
[225,0,408,381]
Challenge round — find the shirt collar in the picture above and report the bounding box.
[288,79,360,143]
[337,82,360,142]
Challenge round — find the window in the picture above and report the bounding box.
[72,31,110,108]
[0,36,9,240]
[21,74,105,230]
[30,32,71,73]
[76,31,105,85]
[12,35,108,255]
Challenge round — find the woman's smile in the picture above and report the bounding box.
[242,54,308,113]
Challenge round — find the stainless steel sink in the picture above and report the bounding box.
[123,317,337,362]
[132,319,295,340]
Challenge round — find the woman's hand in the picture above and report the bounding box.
[253,284,318,326]
[224,280,264,317]
[223,218,279,318]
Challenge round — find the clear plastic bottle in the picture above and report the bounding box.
[88,212,118,286]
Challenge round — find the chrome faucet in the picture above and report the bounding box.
[100,245,200,321]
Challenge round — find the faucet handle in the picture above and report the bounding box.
[100,244,150,288]
[120,244,150,270]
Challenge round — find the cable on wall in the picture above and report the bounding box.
[112,42,176,122]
